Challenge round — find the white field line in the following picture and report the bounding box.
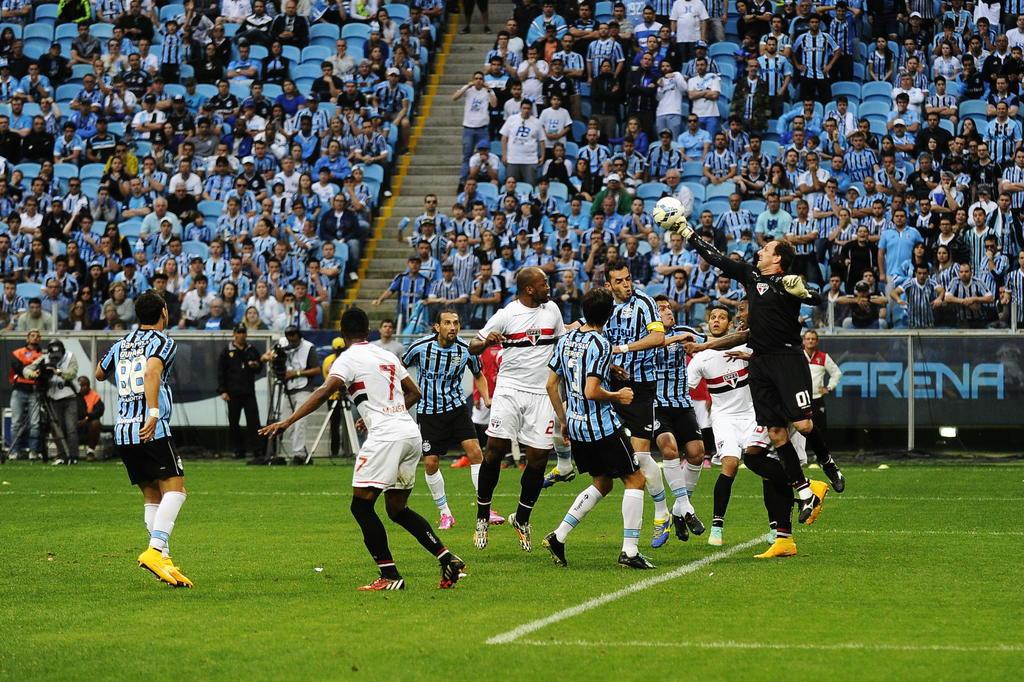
[2,490,1021,503]
[515,639,1024,653]
[485,535,769,645]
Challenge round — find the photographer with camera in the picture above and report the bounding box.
[24,340,80,465]
[7,330,43,461]
[260,325,319,464]
[218,324,265,460]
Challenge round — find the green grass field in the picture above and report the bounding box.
[1,460,1022,680]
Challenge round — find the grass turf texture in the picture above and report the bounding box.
[1,461,1022,680]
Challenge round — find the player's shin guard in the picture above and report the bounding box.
[712,473,735,528]
[636,452,669,519]
[555,485,604,542]
[390,507,452,563]
[351,497,400,579]
[515,463,545,525]
[425,471,451,515]
[476,455,502,521]
[148,491,185,553]
[621,488,644,557]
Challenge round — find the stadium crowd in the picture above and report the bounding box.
[0,0,449,333]
[380,0,1024,332]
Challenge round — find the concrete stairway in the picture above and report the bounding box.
[348,4,515,326]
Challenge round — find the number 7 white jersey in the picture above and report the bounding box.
[686,345,754,419]
[329,342,420,440]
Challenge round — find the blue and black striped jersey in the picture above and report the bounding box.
[98,328,176,445]
[548,329,621,442]
[402,335,481,415]
[604,290,664,384]
[655,324,704,408]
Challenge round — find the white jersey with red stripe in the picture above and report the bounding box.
[477,299,564,395]
[328,342,420,440]
[686,344,754,419]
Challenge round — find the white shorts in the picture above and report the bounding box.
[352,435,422,490]
[471,398,490,427]
[748,425,806,464]
[710,413,766,465]
[486,389,555,450]
[693,401,711,429]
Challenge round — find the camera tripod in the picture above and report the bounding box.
[38,391,72,464]
[256,373,312,466]
[309,394,360,458]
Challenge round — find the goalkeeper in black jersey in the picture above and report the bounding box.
[655,210,843,536]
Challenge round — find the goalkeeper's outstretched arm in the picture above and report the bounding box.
[685,231,754,282]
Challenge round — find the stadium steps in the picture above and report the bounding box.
[347,4,514,327]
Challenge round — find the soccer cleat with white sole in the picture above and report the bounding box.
[473,518,488,549]
[138,547,178,586]
[438,513,455,530]
[357,576,405,591]
[542,466,577,489]
[651,517,671,548]
[508,512,532,551]
[707,526,724,546]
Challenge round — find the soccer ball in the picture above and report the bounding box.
[652,196,683,228]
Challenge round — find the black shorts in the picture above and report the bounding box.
[748,352,815,427]
[419,404,477,457]
[118,437,184,486]
[653,405,703,444]
[610,380,656,441]
[570,430,638,479]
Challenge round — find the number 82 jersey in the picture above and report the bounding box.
[99,328,177,445]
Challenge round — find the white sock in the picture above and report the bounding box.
[553,439,573,474]
[149,491,186,553]
[470,463,481,493]
[144,503,158,533]
[425,471,451,515]
[621,488,644,557]
[555,485,604,542]
[662,457,686,503]
[636,452,668,519]
[673,461,703,516]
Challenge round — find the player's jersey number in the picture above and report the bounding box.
[116,358,146,398]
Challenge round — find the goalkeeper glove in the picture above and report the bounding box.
[666,214,694,240]
[781,274,811,299]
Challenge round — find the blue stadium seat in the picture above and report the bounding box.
[939,119,955,135]
[55,84,80,102]
[860,81,893,103]
[637,183,668,200]
[198,201,222,218]
[858,101,891,119]
[24,40,48,60]
[91,23,113,39]
[383,3,409,21]
[34,4,59,23]
[708,42,740,59]
[342,23,371,41]
[741,199,766,215]
[643,283,666,297]
[475,182,498,207]
[0,23,22,39]
[302,45,331,64]
[548,182,569,201]
[55,23,77,41]
[16,282,41,299]
[249,45,268,61]
[682,161,704,179]
[684,183,705,202]
[160,4,184,21]
[72,64,93,80]
[119,221,143,241]
[182,241,210,259]
[706,182,736,201]
[293,63,322,81]
[831,81,860,100]
[80,164,105,182]
[958,100,987,118]
[54,163,79,181]
[361,164,384,184]
[23,24,53,42]
[563,141,579,160]
[761,140,781,159]
[869,119,888,137]
[14,163,40,178]
[310,23,340,42]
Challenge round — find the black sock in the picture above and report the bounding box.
[701,428,716,460]
[763,479,793,538]
[803,426,832,465]
[350,497,399,579]
[742,451,789,485]
[712,473,735,527]
[476,455,502,520]
[775,440,808,488]
[515,464,545,525]
[390,507,450,562]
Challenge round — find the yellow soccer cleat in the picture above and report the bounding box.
[138,547,179,586]
[754,536,797,559]
[163,557,193,588]
[806,479,829,525]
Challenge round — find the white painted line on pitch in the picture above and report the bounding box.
[515,639,1024,653]
[486,534,769,645]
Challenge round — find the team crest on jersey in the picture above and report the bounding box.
[722,371,740,387]
[525,328,542,345]
[490,417,502,429]
[422,440,431,453]
[652,419,661,431]
[756,283,769,295]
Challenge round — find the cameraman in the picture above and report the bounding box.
[8,330,42,460]
[76,376,104,461]
[24,340,79,465]
[320,337,346,457]
[260,325,319,464]
[218,324,264,460]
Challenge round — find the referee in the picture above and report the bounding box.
[604,263,669,526]
[663,217,838,523]
[217,324,264,460]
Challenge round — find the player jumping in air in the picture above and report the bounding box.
[650,294,708,547]
[657,213,835,551]
[469,267,565,552]
[260,308,465,591]
[543,288,656,569]
[402,307,502,529]
[96,290,192,588]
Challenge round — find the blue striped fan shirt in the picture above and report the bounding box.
[548,329,621,442]
[793,31,837,80]
[844,148,877,182]
[402,336,481,415]
[99,329,176,446]
[703,150,737,179]
[901,277,939,328]
[756,54,792,97]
